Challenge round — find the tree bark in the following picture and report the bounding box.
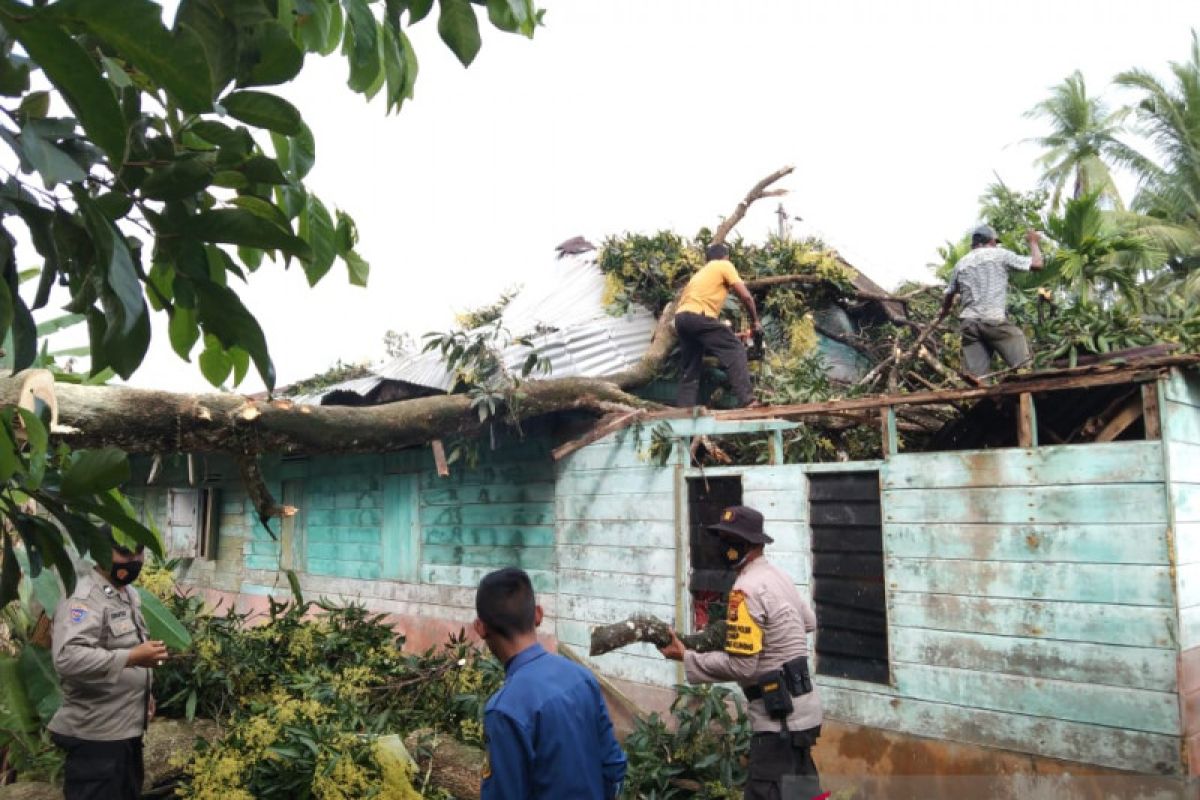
[589,614,727,656]
[712,167,794,245]
[402,729,483,800]
[0,371,656,456]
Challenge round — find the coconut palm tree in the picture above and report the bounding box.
[1025,70,1130,211]
[1114,31,1200,275]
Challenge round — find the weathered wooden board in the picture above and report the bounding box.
[888,592,1177,648]
[889,627,1176,692]
[1175,522,1200,566]
[423,544,555,570]
[558,568,676,606]
[557,520,675,549]
[819,685,1181,775]
[1165,400,1200,445]
[421,483,555,506]
[555,467,675,497]
[884,442,1164,489]
[422,526,554,548]
[1176,561,1200,611]
[556,493,675,522]
[886,558,1172,606]
[306,542,383,562]
[1171,482,1200,523]
[556,544,676,577]
[559,442,650,472]
[555,593,676,626]
[1180,606,1200,651]
[740,489,809,521]
[893,661,1179,734]
[885,523,1168,564]
[1166,442,1200,484]
[1164,369,1200,406]
[417,462,554,490]
[303,507,385,527]
[420,502,553,527]
[883,484,1167,525]
[307,558,382,580]
[422,564,556,592]
[741,465,806,493]
[751,521,810,556]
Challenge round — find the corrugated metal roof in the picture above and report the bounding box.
[302,251,656,403]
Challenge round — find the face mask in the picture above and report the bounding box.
[723,541,751,569]
[109,559,143,587]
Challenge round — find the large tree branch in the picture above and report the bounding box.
[711,166,794,245]
[0,371,658,456]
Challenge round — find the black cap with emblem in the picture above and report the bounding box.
[707,505,773,544]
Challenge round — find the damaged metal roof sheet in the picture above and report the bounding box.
[299,249,656,404]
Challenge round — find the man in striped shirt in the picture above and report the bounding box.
[941,225,1044,376]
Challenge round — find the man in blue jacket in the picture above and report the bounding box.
[474,567,627,800]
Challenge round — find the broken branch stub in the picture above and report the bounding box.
[589,613,727,656]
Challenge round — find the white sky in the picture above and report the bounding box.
[45,1,1200,392]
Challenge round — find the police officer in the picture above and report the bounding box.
[48,526,167,800]
[659,505,826,800]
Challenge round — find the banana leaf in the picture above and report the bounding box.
[135,586,192,651]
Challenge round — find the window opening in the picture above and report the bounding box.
[686,476,742,632]
[808,471,889,683]
[166,487,220,560]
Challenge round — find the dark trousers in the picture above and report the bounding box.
[960,319,1030,376]
[675,311,754,407]
[745,727,823,800]
[51,733,143,800]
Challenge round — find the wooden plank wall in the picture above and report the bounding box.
[867,440,1180,774]
[554,428,679,687]
[1163,368,1200,774]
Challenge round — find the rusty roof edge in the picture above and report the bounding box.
[717,353,1200,422]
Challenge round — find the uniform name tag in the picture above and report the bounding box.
[109,618,136,637]
[724,590,763,655]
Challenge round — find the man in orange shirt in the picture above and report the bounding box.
[675,243,763,408]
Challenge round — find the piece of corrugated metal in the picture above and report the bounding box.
[304,252,657,403]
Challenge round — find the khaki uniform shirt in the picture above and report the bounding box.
[684,557,823,732]
[48,570,152,741]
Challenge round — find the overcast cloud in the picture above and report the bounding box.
[84,0,1199,392]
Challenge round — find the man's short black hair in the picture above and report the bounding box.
[705,243,730,261]
[102,524,144,557]
[476,567,536,639]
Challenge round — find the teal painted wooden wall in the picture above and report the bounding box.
[1164,370,1200,650]
[555,426,680,688]
[564,419,1183,774]
[869,438,1180,774]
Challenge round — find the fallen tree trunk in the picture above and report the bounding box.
[403,729,483,800]
[0,371,656,456]
[590,614,727,656]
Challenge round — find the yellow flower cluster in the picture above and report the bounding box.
[332,664,375,703]
[286,623,319,662]
[136,560,175,602]
[311,735,374,800]
[459,717,484,745]
[180,749,254,800]
[601,272,625,308]
[195,636,221,669]
[788,315,818,356]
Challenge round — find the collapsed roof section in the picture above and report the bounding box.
[295,241,657,405]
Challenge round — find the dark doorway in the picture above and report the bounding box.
[687,476,742,631]
[808,471,889,683]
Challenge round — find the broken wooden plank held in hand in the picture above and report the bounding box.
[589,613,727,656]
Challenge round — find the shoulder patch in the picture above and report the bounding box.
[68,604,89,624]
[724,589,763,655]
